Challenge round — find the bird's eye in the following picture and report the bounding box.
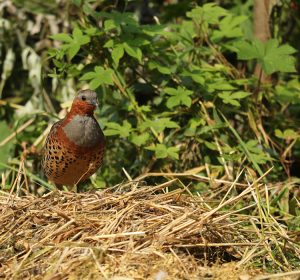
[81,96,86,101]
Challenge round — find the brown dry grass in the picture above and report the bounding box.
[1,174,300,280]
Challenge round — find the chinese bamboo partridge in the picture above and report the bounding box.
[42,89,105,187]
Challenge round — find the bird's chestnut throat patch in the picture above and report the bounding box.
[70,99,96,115]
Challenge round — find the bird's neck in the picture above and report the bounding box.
[69,100,96,116]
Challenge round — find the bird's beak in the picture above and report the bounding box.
[90,100,99,107]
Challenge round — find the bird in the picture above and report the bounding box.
[42,89,105,188]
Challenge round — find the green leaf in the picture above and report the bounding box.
[263,40,296,74]
[112,44,124,65]
[275,81,300,104]
[234,39,296,74]
[50,33,73,43]
[72,0,82,7]
[73,27,83,39]
[239,140,270,164]
[52,27,91,60]
[80,71,96,80]
[191,74,205,85]
[234,40,263,60]
[68,43,80,60]
[89,78,102,90]
[141,118,179,133]
[231,91,251,99]
[72,27,90,44]
[186,3,228,24]
[148,61,171,74]
[147,144,179,159]
[212,15,247,41]
[80,66,114,89]
[95,66,114,84]
[103,39,114,48]
[218,91,251,106]
[165,87,193,109]
[85,27,99,35]
[104,19,118,31]
[130,133,150,146]
[212,82,235,91]
[153,144,168,159]
[184,118,205,136]
[104,121,132,138]
[275,129,298,140]
[167,146,179,160]
[98,11,138,30]
[123,42,142,63]
[204,141,218,151]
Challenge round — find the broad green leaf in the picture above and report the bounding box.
[231,91,251,99]
[204,141,218,151]
[218,91,250,107]
[261,40,296,74]
[275,82,300,104]
[147,144,179,159]
[85,27,99,35]
[130,133,150,146]
[72,0,82,7]
[97,11,138,28]
[153,144,168,159]
[73,27,83,39]
[72,27,90,44]
[212,82,235,91]
[89,77,102,90]
[165,87,193,109]
[141,118,179,133]
[191,75,205,85]
[234,39,296,74]
[275,129,298,140]
[184,118,205,136]
[148,61,171,74]
[130,38,150,47]
[212,15,247,41]
[123,43,142,63]
[80,66,114,89]
[95,67,114,85]
[167,146,179,160]
[103,39,114,48]
[112,44,124,65]
[164,88,178,95]
[80,71,96,80]
[187,3,228,24]
[235,40,261,60]
[50,33,73,43]
[139,105,151,112]
[68,43,80,60]
[52,27,90,60]
[104,121,132,138]
[104,19,118,31]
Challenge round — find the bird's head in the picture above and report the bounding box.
[70,89,99,115]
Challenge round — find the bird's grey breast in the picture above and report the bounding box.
[63,115,103,147]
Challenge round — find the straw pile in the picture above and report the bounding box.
[0,178,299,279]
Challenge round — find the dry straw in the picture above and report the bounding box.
[0,169,299,279]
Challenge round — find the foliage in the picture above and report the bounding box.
[44,1,300,185]
[0,0,299,180]
[234,38,296,74]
